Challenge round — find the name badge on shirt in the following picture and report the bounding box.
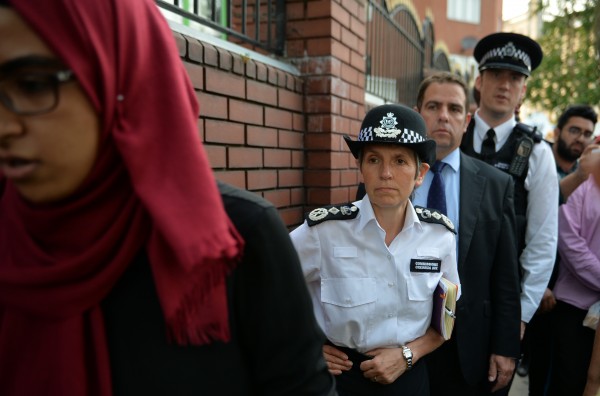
[410,259,441,273]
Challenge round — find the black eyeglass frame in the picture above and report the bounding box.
[0,69,75,116]
[566,125,595,140]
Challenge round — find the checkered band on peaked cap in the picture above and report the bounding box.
[344,103,436,165]
[474,32,543,77]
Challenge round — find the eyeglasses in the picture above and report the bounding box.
[567,126,594,140]
[0,69,75,116]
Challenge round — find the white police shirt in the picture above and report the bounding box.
[472,111,558,323]
[290,195,460,353]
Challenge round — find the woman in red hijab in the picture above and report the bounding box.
[0,0,335,394]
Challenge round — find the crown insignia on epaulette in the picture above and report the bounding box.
[415,206,455,233]
[306,204,359,226]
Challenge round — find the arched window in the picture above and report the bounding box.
[365,1,424,106]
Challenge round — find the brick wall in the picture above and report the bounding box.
[173,34,304,227]
[287,0,367,209]
[171,0,367,228]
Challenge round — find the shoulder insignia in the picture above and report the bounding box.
[306,203,359,227]
[414,206,456,234]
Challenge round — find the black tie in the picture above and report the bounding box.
[481,129,496,157]
[427,161,447,215]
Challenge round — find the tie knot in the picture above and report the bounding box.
[431,161,446,173]
[481,129,496,157]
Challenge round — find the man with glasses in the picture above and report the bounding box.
[552,105,599,203]
[523,104,598,395]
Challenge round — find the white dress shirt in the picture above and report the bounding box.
[290,196,460,353]
[471,111,558,322]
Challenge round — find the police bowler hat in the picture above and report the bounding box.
[474,32,543,77]
[344,104,436,165]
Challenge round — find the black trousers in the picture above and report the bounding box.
[525,310,554,395]
[332,344,429,396]
[548,300,595,396]
[426,336,495,396]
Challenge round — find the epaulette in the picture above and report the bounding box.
[514,122,543,143]
[306,203,359,227]
[414,206,456,234]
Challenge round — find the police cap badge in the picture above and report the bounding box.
[474,32,543,77]
[343,104,436,166]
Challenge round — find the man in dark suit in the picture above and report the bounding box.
[412,72,521,395]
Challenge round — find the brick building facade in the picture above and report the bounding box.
[165,0,501,228]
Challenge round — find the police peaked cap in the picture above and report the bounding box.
[474,32,543,77]
[344,104,436,165]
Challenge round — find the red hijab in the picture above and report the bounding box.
[0,0,243,394]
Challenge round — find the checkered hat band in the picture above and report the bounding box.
[480,47,531,69]
[358,127,425,143]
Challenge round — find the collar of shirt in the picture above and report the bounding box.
[557,162,578,180]
[354,194,422,235]
[473,111,516,153]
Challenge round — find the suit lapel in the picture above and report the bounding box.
[458,152,486,272]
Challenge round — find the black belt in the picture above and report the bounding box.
[326,341,429,396]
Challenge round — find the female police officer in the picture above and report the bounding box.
[291,104,460,396]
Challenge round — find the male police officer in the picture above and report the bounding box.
[460,33,558,376]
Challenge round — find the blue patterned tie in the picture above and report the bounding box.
[427,161,447,215]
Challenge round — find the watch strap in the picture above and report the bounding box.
[402,345,413,370]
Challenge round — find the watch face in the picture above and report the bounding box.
[403,347,412,358]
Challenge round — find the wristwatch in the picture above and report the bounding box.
[402,345,413,370]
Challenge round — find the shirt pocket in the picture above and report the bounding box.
[333,246,358,258]
[406,248,442,301]
[320,278,377,344]
[321,278,377,307]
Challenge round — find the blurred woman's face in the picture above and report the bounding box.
[0,7,99,203]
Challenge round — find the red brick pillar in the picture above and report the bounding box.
[287,0,367,209]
